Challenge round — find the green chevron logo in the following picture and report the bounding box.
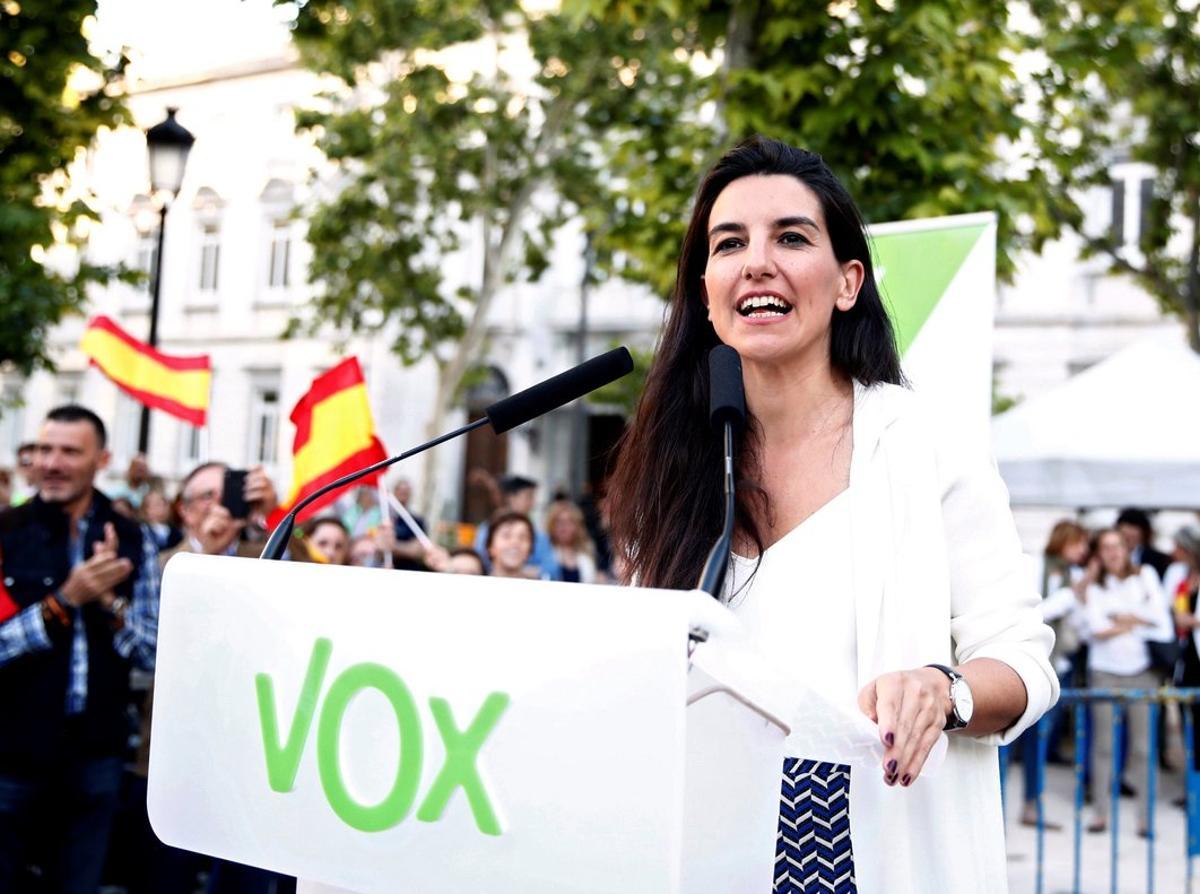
[870,222,987,355]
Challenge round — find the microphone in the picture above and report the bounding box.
[696,345,744,598]
[259,347,635,560]
[707,344,746,433]
[486,347,633,434]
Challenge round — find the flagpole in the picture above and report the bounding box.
[387,492,435,552]
[376,479,394,569]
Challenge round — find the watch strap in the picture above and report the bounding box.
[924,663,968,730]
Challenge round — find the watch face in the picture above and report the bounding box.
[953,678,975,723]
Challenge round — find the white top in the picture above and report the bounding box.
[726,490,854,757]
[704,381,1057,894]
[1084,566,1173,675]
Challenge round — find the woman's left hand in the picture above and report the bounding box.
[858,667,951,787]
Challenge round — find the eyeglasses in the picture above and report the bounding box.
[182,488,219,505]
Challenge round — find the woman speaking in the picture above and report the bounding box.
[605,136,1057,893]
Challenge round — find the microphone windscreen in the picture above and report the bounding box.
[485,347,634,434]
[708,344,746,432]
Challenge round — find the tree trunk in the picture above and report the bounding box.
[415,96,573,529]
[715,0,758,139]
[1186,188,1200,354]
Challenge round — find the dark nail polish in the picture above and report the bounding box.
[901,774,912,786]
[886,759,897,773]
[885,732,895,747]
[885,773,897,785]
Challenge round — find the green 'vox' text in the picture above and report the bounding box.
[254,637,510,836]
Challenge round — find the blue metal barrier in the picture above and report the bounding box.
[1014,687,1200,894]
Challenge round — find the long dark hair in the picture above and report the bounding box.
[605,136,902,592]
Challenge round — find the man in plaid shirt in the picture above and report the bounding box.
[0,405,160,893]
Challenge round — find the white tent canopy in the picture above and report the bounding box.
[991,331,1200,509]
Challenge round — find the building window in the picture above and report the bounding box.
[192,187,225,298]
[115,391,142,462]
[267,220,291,289]
[129,194,159,293]
[0,381,25,456]
[1110,180,1125,245]
[136,234,159,288]
[260,179,296,301]
[199,225,220,292]
[248,379,281,466]
[178,421,205,467]
[56,373,82,406]
[1109,164,1156,250]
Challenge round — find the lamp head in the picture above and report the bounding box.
[145,107,195,197]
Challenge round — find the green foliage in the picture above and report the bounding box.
[1029,0,1200,349]
[280,0,699,381]
[589,343,654,414]
[573,0,1078,297]
[991,376,1020,417]
[0,0,128,376]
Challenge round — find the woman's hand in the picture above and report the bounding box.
[858,667,950,787]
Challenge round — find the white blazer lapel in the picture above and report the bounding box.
[849,381,903,687]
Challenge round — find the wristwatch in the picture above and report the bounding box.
[925,663,974,731]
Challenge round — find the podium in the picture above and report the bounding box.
[148,554,791,893]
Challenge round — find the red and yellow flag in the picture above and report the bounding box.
[280,357,388,523]
[80,316,211,426]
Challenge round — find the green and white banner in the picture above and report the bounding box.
[148,553,790,893]
[868,212,997,451]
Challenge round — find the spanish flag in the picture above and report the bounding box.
[80,316,211,426]
[280,357,388,523]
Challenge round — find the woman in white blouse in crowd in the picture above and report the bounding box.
[1085,528,1172,834]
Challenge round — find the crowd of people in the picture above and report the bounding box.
[1016,509,1200,836]
[3,398,1199,891]
[0,403,614,894]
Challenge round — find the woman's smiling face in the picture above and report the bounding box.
[702,174,862,369]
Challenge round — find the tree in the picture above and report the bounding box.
[0,0,129,378]
[1028,0,1200,351]
[278,0,698,514]
[576,0,1080,296]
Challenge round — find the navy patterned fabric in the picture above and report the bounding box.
[775,758,857,894]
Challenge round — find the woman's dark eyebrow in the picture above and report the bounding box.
[775,215,820,232]
[707,221,745,240]
[708,216,820,241]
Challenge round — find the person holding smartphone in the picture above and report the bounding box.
[162,461,278,561]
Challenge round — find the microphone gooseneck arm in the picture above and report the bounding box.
[259,417,489,560]
[696,343,745,599]
[696,420,736,598]
[258,346,634,561]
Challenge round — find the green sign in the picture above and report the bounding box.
[255,637,510,836]
[870,223,986,355]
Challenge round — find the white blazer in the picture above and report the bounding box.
[846,381,1058,893]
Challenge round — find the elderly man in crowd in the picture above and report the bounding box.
[0,405,160,893]
[162,461,278,561]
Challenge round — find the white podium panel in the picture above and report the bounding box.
[149,554,787,894]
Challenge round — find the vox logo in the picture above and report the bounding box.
[254,637,510,836]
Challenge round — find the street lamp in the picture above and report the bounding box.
[138,107,195,453]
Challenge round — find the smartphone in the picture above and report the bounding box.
[221,468,251,520]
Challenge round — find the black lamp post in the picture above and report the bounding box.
[138,107,195,454]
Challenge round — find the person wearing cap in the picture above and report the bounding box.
[472,475,558,577]
[1117,507,1172,581]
